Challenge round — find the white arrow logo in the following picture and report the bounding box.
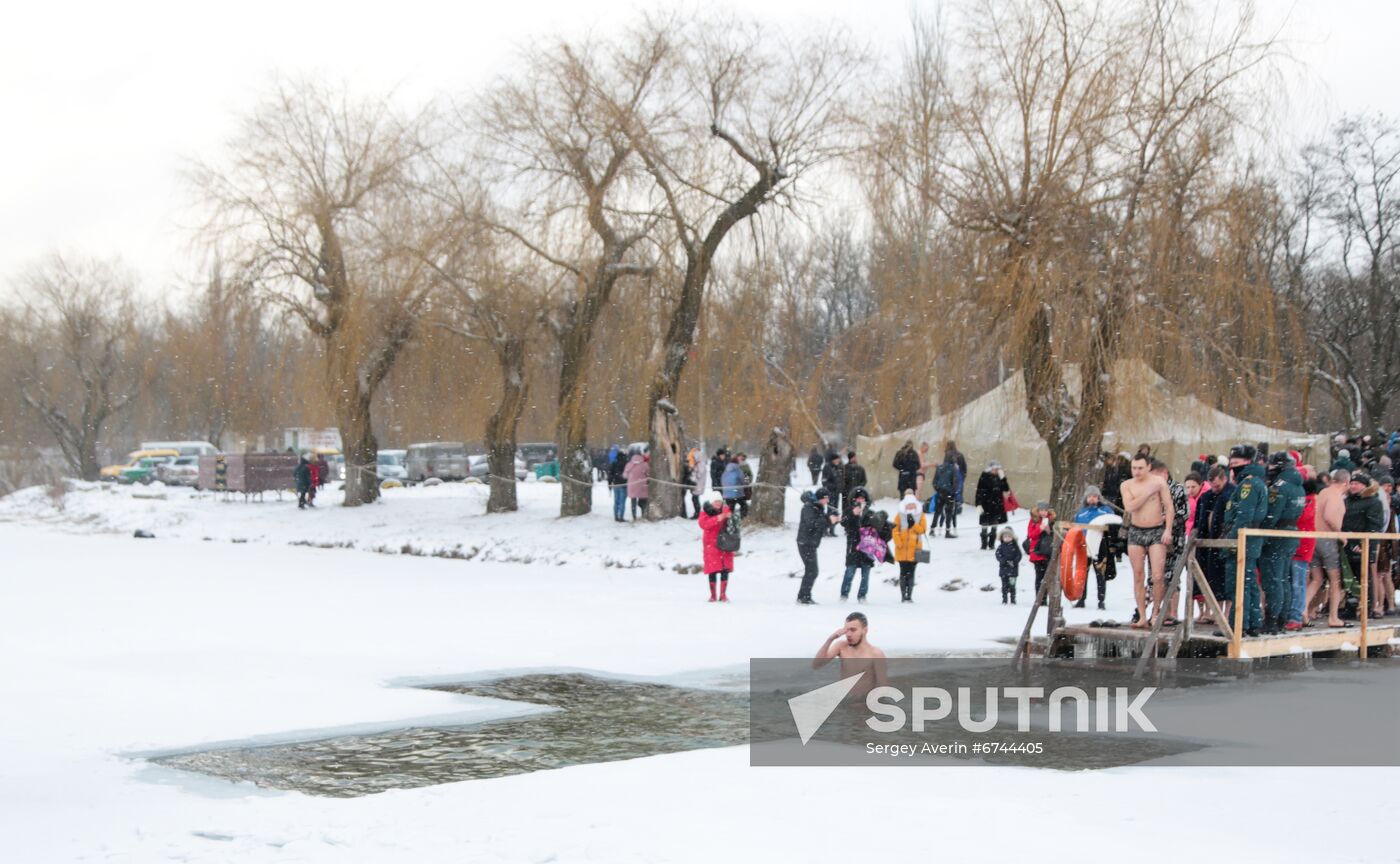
[788,675,864,745]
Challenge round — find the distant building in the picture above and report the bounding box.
[282,427,342,453]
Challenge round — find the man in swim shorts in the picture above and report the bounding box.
[1121,454,1174,628]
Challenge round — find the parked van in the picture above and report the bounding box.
[406,442,470,482]
[140,441,219,457]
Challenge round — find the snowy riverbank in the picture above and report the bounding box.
[1,479,1394,862]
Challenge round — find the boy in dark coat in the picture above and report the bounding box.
[996,526,1022,604]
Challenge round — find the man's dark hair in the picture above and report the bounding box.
[847,450,856,459]
[1149,457,1168,471]
[1131,454,1150,465]
[845,611,868,626]
[1208,465,1228,481]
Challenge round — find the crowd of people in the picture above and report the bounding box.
[1070,435,1399,636]
[596,431,1400,626]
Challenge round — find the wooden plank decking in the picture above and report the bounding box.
[1056,622,1400,659]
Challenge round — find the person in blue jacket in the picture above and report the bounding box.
[721,455,748,518]
[1073,485,1117,610]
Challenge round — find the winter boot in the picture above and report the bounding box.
[719,577,729,602]
[708,575,717,602]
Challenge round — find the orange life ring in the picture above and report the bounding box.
[1060,526,1088,602]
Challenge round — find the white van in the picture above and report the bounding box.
[406,442,470,482]
[140,441,220,457]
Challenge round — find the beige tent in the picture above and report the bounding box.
[856,361,1326,503]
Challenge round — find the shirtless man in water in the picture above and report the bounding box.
[1121,455,1174,628]
[813,612,889,698]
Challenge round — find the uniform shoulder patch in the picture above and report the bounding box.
[1239,484,1251,499]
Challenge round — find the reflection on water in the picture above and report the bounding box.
[153,674,749,798]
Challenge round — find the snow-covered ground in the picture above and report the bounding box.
[1,478,1394,862]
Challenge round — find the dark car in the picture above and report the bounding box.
[518,442,559,469]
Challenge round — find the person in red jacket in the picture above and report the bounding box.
[307,457,321,507]
[698,491,735,602]
[1289,477,1318,630]
[1027,501,1056,600]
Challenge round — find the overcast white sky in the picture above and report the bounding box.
[3,0,1395,298]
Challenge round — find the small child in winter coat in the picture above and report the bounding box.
[996,526,1022,604]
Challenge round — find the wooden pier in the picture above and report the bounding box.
[1051,620,1400,659]
[1013,523,1400,674]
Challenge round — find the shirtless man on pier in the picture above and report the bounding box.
[813,612,889,698]
[1121,455,1174,628]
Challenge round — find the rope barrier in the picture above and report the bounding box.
[337,458,793,492]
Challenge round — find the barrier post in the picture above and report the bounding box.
[1360,538,1370,660]
[1231,529,1247,659]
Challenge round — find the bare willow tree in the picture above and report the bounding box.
[478,33,659,516]
[159,264,288,447]
[614,15,864,518]
[929,0,1275,511]
[1291,115,1400,429]
[419,167,561,513]
[196,82,435,505]
[11,256,141,480]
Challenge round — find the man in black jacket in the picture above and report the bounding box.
[797,488,840,604]
[842,451,867,514]
[821,452,845,535]
[294,456,312,510]
[893,442,921,496]
[709,448,728,494]
[932,454,962,539]
[1342,471,1386,607]
[807,447,823,485]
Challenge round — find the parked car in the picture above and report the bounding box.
[406,442,470,482]
[466,452,529,481]
[118,456,176,485]
[377,450,407,481]
[102,449,180,481]
[517,442,558,469]
[156,455,201,487]
[467,454,490,480]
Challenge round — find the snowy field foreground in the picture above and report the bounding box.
[1,479,1395,862]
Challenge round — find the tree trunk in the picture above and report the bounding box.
[1018,288,1116,517]
[752,426,793,527]
[647,398,685,519]
[22,390,109,482]
[77,426,101,482]
[556,375,593,517]
[642,161,778,520]
[335,388,379,506]
[485,336,527,514]
[1046,434,1103,518]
